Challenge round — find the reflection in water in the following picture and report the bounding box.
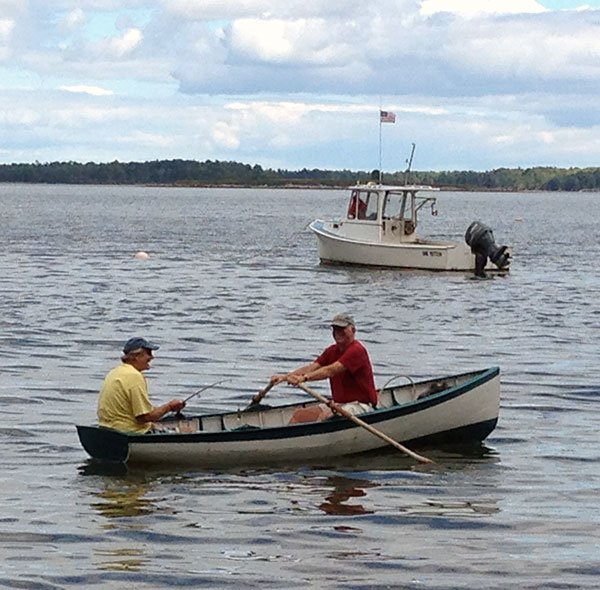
[398,499,500,516]
[318,475,378,515]
[83,469,159,573]
[79,460,160,520]
[94,548,147,572]
[79,460,128,477]
[322,440,499,472]
[91,486,157,519]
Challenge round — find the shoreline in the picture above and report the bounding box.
[1,181,598,193]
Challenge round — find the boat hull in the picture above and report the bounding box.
[310,220,499,271]
[77,367,500,468]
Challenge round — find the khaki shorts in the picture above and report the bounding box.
[339,401,373,416]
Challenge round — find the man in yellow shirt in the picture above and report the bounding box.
[97,337,185,433]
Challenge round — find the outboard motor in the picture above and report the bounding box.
[465,221,510,277]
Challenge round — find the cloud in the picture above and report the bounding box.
[420,0,546,16]
[162,0,385,20]
[228,18,357,66]
[59,8,86,32]
[441,13,600,82]
[93,27,143,58]
[60,85,114,96]
[0,18,15,59]
[0,19,15,39]
[0,0,27,18]
[211,121,240,148]
[162,4,600,98]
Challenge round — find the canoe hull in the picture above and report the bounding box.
[77,367,501,468]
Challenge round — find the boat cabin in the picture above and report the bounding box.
[342,184,439,243]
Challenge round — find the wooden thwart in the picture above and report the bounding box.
[297,382,434,464]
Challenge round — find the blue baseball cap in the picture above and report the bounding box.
[123,337,160,354]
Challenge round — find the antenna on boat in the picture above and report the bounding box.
[404,142,416,184]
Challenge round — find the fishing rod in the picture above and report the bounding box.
[183,379,230,403]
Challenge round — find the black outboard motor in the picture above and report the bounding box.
[465,221,510,277]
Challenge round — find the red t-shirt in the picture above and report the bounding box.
[316,340,377,405]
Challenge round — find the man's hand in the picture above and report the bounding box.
[168,399,186,413]
[286,373,307,385]
[270,374,288,386]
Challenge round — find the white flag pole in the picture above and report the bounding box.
[378,114,382,185]
[378,98,383,184]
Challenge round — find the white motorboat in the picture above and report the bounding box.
[309,183,511,274]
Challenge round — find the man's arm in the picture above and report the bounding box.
[136,398,185,424]
[287,361,346,385]
[271,362,321,385]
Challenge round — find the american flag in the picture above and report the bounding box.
[380,110,396,123]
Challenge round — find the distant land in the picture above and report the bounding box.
[1,159,599,191]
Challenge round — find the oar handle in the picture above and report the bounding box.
[245,381,275,410]
[297,382,434,464]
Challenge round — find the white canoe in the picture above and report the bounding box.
[76,366,501,468]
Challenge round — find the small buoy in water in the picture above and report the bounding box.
[135,251,149,260]
[515,217,523,222]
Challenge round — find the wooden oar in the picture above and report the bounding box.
[297,382,434,464]
[244,381,276,410]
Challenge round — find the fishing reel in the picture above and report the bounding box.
[465,221,510,277]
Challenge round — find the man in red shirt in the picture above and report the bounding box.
[270,314,377,422]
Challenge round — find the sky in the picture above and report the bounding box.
[2,0,600,172]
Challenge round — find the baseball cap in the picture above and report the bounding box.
[330,313,355,328]
[123,337,160,354]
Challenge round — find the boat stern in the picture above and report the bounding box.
[76,425,130,463]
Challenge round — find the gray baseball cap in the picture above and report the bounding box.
[330,313,355,328]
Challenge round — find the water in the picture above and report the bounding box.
[0,184,599,589]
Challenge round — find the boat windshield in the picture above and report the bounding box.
[382,191,405,219]
[348,190,379,220]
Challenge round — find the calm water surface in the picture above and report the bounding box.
[0,184,599,589]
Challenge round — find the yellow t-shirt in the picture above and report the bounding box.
[97,363,154,433]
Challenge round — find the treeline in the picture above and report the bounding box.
[0,159,599,191]
[401,167,600,191]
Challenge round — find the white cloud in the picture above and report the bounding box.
[211,121,240,148]
[0,18,15,41]
[443,16,600,80]
[122,129,176,147]
[103,27,143,57]
[60,85,114,96]
[162,0,386,20]
[60,8,86,32]
[228,18,356,65]
[420,0,546,17]
[0,0,27,18]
